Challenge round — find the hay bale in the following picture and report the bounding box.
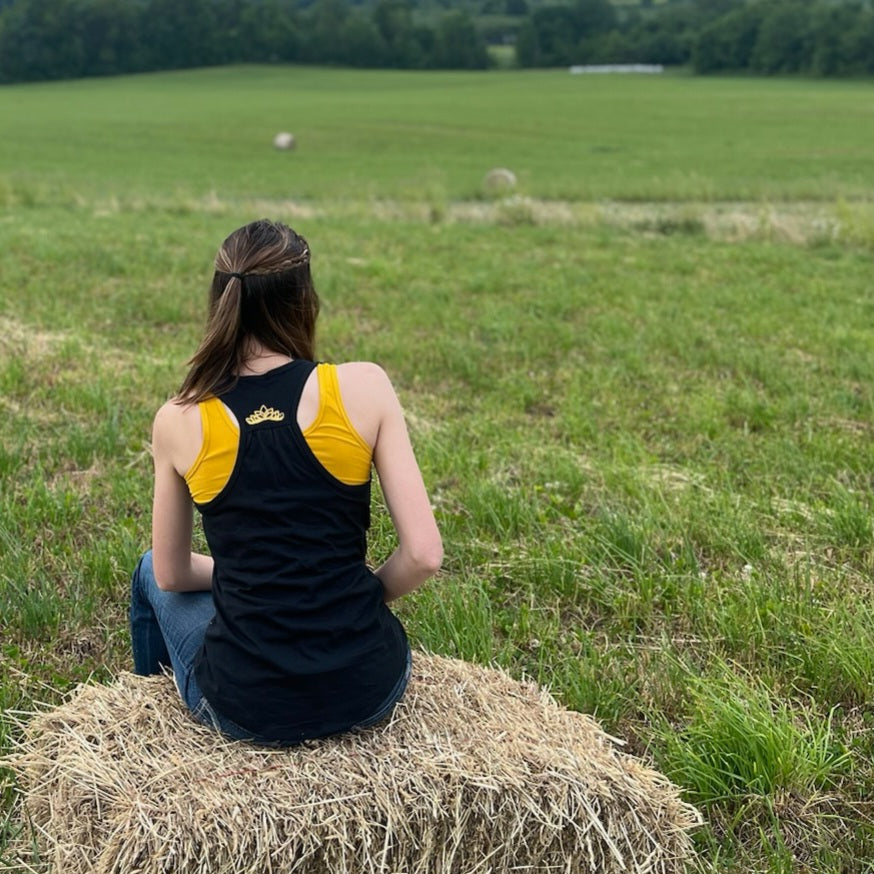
[5,652,699,874]
[483,167,517,195]
[273,132,296,150]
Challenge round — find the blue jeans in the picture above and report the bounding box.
[129,550,213,713]
[129,550,411,745]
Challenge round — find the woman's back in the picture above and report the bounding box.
[190,360,408,743]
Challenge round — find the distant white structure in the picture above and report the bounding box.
[570,64,664,74]
[273,132,296,150]
[483,167,517,194]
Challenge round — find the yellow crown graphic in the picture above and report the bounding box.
[245,405,286,426]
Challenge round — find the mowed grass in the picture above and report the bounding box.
[1,66,874,203]
[2,67,874,873]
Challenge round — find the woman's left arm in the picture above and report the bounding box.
[151,401,214,592]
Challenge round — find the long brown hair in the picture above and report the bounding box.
[177,220,319,404]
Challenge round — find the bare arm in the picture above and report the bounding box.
[366,367,443,602]
[150,401,214,592]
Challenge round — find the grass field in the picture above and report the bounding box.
[2,66,874,204]
[2,66,874,873]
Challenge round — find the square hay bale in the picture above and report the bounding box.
[4,652,700,873]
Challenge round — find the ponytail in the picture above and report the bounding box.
[177,276,245,403]
[176,221,317,405]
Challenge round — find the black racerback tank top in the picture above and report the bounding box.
[193,360,408,743]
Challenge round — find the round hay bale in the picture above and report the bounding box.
[273,131,296,151]
[483,167,517,195]
[4,652,700,874]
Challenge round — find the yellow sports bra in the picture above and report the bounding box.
[185,363,372,503]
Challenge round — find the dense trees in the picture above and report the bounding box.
[692,0,874,75]
[0,0,489,82]
[1,0,872,82]
[516,0,616,66]
[515,0,874,76]
[692,4,761,73]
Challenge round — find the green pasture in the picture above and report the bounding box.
[2,66,874,873]
[1,65,874,204]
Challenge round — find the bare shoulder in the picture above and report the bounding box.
[153,399,179,438]
[335,361,399,406]
[152,398,202,471]
[335,361,393,389]
[153,397,198,435]
[333,362,401,447]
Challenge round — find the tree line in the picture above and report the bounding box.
[0,0,490,83]
[516,0,874,76]
[2,0,874,83]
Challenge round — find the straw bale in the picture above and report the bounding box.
[273,132,296,150]
[483,167,517,194]
[5,652,699,874]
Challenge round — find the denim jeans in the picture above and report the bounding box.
[129,550,412,745]
[129,549,214,713]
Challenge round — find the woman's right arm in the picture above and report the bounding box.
[365,366,442,602]
[151,401,215,592]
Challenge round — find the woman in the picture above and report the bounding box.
[130,219,442,746]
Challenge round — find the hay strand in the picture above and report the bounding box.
[4,652,700,873]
